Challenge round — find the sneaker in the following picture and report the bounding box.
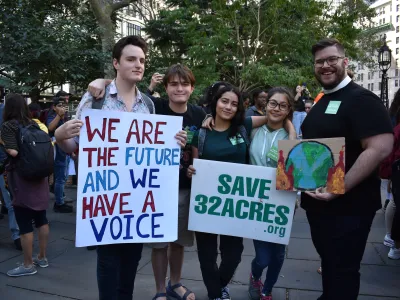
[221,286,231,300]
[7,264,37,277]
[388,248,400,260]
[53,203,73,213]
[33,256,49,268]
[248,273,263,299]
[14,238,22,251]
[261,293,272,300]
[384,234,395,248]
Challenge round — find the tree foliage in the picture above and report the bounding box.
[0,0,105,100]
[144,0,378,99]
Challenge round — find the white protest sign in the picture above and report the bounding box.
[76,109,182,247]
[189,159,297,245]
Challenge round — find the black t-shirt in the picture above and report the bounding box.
[294,96,306,112]
[300,81,393,215]
[153,97,206,190]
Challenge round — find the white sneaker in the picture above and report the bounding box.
[384,234,395,247]
[388,248,400,260]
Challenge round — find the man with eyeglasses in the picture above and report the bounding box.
[300,38,393,300]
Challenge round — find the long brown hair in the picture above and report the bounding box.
[3,93,32,126]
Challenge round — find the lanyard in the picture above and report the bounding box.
[261,129,281,157]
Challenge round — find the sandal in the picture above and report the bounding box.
[152,292,167,300]
[166,281,194,300]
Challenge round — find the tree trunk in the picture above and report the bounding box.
[89,0,136,78]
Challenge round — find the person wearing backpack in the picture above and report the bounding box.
[46,93,73,213]
[1,93,52,277]
[186,86,289,300]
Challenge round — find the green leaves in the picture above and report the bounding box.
[0,0,105,98]
[144,0,377,99]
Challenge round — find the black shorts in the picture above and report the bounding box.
[13,206,48,235]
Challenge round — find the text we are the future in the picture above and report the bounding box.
[76,112,182,247]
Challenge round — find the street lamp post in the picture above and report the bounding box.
[378,34,392,110]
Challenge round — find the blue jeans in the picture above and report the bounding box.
[97,243,143,300]
[251,240,286,295]
[54,156,70,205]
[293,111,307,138]
[0,174,19,240]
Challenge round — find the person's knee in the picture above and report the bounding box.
[170,242,184,251]
[253,256,268,269]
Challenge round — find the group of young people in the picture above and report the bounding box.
[0,34,396,300]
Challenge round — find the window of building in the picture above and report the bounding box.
[361,73,364,81]
[397,15,400,22]
[379,82,382,90]
[371,83,374,91]
[357,74,361,81]
[397,37,399,44]
[368,72,370,80]
[397,26,400,33]
[396,80,399,87]
[396,69,399,76]
[127,22,135,35]
[371,71,374,79]
[368,83,371,90]
[397,4,399,11]
[383,17,386,24]
[134,25,141,36]
[397,48,400,54]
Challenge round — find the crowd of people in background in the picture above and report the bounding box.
[0,35,398,300]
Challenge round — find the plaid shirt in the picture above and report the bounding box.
[74,80,150,144]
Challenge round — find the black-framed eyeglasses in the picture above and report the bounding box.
[267,100,290,111]
[314,56,345,68]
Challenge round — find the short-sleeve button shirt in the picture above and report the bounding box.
[74,80,150,144]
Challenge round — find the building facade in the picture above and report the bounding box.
[354,0,398,105]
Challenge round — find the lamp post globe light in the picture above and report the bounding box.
[378,34,392,110]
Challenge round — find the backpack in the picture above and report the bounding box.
[197,125,250,157]
[91,91,155,114]
[15,122,54,180]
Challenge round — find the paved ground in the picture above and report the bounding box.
[0,186,399,300]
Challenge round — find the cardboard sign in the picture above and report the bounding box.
[189,159,297,245]
[76,109,182,247]
[276,138,345,194]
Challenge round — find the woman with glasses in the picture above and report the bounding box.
[247,87,294,300]
[193,87,295,300]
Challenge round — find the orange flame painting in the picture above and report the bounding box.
[276,138,346,194]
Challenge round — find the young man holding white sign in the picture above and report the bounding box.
[55,36,187,300]
[87,64,204,300]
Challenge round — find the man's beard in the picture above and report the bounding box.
[315,68,346,90]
